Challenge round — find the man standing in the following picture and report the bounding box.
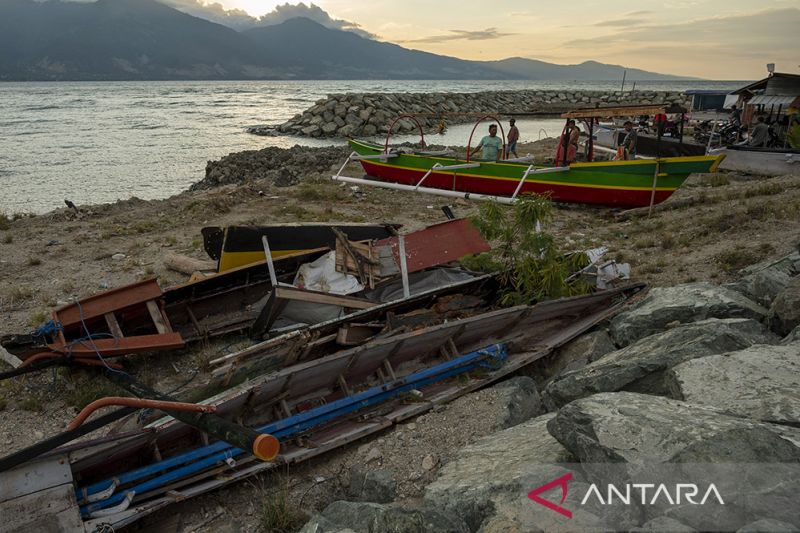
[470,124,503,161]
[748,115,770,147]
[507,118,520,158]
[619,121,638,160]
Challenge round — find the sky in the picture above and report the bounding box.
[209,0,800,80]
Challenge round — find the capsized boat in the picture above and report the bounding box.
[334,109,724,208]
[708,145,800,176]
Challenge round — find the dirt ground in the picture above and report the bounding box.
[1,138,799,531]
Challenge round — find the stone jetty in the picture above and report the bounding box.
[252,89,691,138]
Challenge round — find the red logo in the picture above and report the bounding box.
[527,472,573,518]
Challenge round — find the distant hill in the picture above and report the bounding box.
[0,0,696,81]
[484,57,694,81]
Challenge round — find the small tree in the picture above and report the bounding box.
[463,193,590,305]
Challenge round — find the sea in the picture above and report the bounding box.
[0,79,746,215]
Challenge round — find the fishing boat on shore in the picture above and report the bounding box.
[333,109,724,208]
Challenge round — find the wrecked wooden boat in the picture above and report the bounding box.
[0,283,644,531]
[201,223,400,273]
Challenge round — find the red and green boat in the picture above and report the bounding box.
[333,110,725,208]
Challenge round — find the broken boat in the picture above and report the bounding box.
[0,283,645,532]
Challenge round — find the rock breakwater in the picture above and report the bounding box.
[252,89,691,138]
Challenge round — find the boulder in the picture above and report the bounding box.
[665,344,800,425]
[491,376,545,429]
[547,392,800,530]
[535,330,615,383]
[547,391,800,464]
[301,501,469,533]
[322,122,338,134]
[782,325,800,345]
[726,266,794,309]
[543,319,773,408]
[629,516,696,532]
[301,125,321,137]
[346,466,396,504]
[425,414,577,530]
[736,519,799,532]
[768,277,800,336]
[609,283,768,346]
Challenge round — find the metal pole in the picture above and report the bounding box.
[398,235,410,299]
[648,125,663,217]
[261,236,278,287]
[588,120,594,162]
[620,69,626,92]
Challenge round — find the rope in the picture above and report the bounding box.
[69,300,129,376]
[30,319,63,338]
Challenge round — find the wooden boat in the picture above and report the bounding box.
[343,138,723,208]
[0,284,645,532]
[708,145,800,176]
[201,224,400,273]
[594,125,707,157]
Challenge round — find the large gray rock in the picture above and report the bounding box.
[736,519,799,532]
[547,392,800,464]
[783,325,800,345]
[665,344,800,425]
[769,277,800,336]
[346,466,396,503]
[726,268,793,308]
[425,414,578,531]
[301,501,469,533]
[629,516,696,532]
[610,283,768,346]
[547,392,800,531]
[491,376,544,429]
[544,319,774,408]
[535,330,616,383]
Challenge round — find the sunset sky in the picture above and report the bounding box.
[212,0,799,80]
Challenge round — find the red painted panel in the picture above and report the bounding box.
[376,219,491,273]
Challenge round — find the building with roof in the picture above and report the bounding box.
[732,72,800,126]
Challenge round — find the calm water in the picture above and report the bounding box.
[0,79,745,214]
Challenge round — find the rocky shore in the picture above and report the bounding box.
[250,89,691,138]
[298,250,800,533]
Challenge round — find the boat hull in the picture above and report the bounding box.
[709,147,800,176]
[349,139,724,208]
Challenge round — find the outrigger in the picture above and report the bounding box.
[333,109,725,208]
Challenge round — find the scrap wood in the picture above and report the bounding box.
[615,196,699,220]
[162,253,217,276]
[274,286,375,310]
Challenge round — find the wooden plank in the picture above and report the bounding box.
[146,300,170,334]
[249,290,288,340]
[54,279,162,326]
[274,286,375,310]
[0,484,83,533]
[0,457,72,503]
[0,346,23,369]
[561,104,669,118]
[104,312,123,339]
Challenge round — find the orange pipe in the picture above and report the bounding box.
[68,397,217,431]
[20,352,123,370]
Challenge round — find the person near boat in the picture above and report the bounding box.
[748,115,770,147]
[507,118,520,158]
[470,124,504,161]
[555,119,579,164]
[618,121,638,159]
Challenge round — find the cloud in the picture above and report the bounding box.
[255,2,377,38]
[161,1,377,38]
[399,28,515,45]
[593,17,649,27]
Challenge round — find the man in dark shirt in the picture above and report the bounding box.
[619,121,638,159]
[749,116,770,147]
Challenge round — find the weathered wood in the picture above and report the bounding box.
[274,286,375,310]
[249,290,288,340]
[0,346,23,369]
[336,323,383,346]
[162,253,216,276]
[104,312,123,339]
[0,483,84,533]
[146,300,170,335]
[615,196,699,220]
[0,457,72,502]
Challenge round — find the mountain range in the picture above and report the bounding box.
[0,0,694,81]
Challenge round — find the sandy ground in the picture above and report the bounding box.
[1,138,799,531]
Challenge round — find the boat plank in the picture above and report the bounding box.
[0,483,83,533]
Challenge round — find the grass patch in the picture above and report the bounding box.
[257,477,307,533]
[702,174,730,187]
[293,180,346,202]
[282,205,313,221]
[63,376,124,410]
[28,309,49,328]
[714,246,761,274]
[27,256,42,266]
[633,237,656,249]
[0,213,9,230]
[4,285,35,304]
[2,233,12,244]
[0,397,6,411]
[18,394,45,412]
[660,232,675,250]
